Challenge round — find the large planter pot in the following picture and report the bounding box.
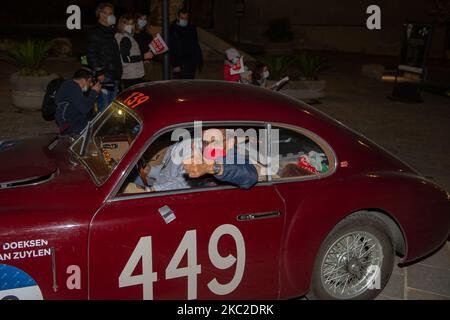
[9,72,59,111]
[270,79,326,101]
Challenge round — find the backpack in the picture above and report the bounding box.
[42,77,64,121]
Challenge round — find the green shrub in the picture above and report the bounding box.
[293,51,327,80]
[260,55,296,80]
[7,40,52,76]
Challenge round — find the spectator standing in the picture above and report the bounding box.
[169,8,203,79]
[134,13,156,81]
[115,14,153,89]
[224,48,242,83]
[134,13,154,59]
[86,3,122,112]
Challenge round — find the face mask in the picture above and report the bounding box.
[178,19,188,27]
[124,25,134,34]
[137,19,147,28]
[263,70,270,79]
[203,146,226,160]
[107,14,116,26]
[232,57,240,64]
[82,85,89,93]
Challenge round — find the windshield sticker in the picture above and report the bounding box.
[0,264,43,300]
[0,239,51,262]
[123,92,149,109]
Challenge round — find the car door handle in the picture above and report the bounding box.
[237,211,281,221]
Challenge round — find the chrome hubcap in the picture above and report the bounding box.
[320,231,383,299]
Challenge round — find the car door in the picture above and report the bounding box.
[88,185,285,300]
[88,123,286,300]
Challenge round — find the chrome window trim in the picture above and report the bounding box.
[107,121,268,201]
[108,121,337,202]
[268,122,338,184]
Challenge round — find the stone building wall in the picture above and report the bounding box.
[209,0,448,58]
[149,0,185,25]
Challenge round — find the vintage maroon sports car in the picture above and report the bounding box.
[0,81,449,300]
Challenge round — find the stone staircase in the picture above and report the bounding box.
[148,25,255,63]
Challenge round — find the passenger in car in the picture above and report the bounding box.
[134,128,258,192]
[183,129,258,190]
[134,138,193,192]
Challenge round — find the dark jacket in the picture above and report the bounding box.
[169,21,203,67]
[86,23,123,80]
[134,31,153,58]
[215,148,258,189]
[55,80,97,136]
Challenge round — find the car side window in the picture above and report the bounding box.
[272,127,331,180]
[118,124,267,196]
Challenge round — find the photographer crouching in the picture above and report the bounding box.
[55,68,102,136]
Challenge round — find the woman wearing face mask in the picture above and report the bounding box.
[224,48,243,83]
[134,13,155,62]
[252,63,270,88]
[115,15,153,89]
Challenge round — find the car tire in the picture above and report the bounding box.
[307,212,394,300]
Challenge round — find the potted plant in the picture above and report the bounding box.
[7,39,58,111]
[260,55,296,80]
[279,51,327,102]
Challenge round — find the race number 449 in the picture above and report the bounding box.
[119,224,245,300]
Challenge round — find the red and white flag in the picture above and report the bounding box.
[149,33,169,55]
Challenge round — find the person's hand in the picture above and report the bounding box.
[144,52,154,60]
[183,160,215,178]
[173,66,181,73]
[92,82,102,93]
[182,142,215,178]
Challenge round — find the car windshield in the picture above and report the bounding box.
[70,101,142,184]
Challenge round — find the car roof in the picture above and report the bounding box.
[116,80,327,129]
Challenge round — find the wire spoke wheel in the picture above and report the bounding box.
[320,231,384,299]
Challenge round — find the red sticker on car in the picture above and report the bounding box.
[123,92,149,109]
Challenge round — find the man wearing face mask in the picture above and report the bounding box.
[54,68,101,136]
[169,8,203,79]
[86,3,122,112]
[133,128,257,192]
[183,129,258,190]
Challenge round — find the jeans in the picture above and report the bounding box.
[98,77,119,112]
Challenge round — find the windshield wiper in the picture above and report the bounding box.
[80,120,93,156]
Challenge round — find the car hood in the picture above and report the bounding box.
[0,135,58,188]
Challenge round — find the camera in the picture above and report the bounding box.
[91,66,115,91]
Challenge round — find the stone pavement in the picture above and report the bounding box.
[0,58,449,299]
